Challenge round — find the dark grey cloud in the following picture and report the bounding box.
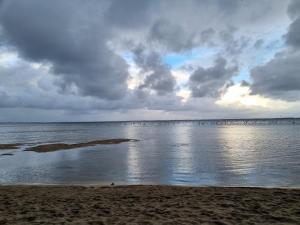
[133,47,176,95]
[286,0,300,50]
[0,56,183,114]
[250,52,300,100]
[0,0,129,100]
[126,0,287,53]
[219,26,250,55]
[201,28,215,43]
[189,58,238,98]
[219,26,237,42]
[288,0,300,19]
[106,0,154,29]
[254,39,264,49]
[0,0,288,59]
[241,80,250,87]
[214,0,240,14]
[286,17,300,49]
[148,19,196,51]
[226,36,250,55]
[140,70,175,96]
[249,0,300,101]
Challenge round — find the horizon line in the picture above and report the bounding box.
[0,117,299,124]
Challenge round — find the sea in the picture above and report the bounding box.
[0,119,299,187]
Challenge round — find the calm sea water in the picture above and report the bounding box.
[0,120,299,187]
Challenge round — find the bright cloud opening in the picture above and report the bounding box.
[216,84,292,110]
[176,89,191,102]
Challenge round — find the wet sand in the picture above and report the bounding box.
[0,185,299,224]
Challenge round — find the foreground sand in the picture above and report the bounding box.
[0,186,299,225]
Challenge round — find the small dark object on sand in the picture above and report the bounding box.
[111,183,115,186]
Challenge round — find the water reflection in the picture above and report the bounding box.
[126,125,142,183]
[171,125,194,184]
[218,126,258,175]
[0,122,299,187]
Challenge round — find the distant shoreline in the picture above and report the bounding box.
[0,117,299,124]
[1,185,299,224]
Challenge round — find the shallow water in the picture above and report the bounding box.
[0,120,299,187]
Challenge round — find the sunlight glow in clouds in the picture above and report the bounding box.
[0,51,19,67]
[171,69,189,85]
[176,89,191,102]
[216,84,292,110]
[127,64,141,90]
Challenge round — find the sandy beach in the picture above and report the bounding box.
[0,185,299,224]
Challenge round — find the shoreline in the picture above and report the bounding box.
[1,185,299,224]
[1,183,300,189]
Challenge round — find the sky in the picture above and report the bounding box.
[0,0,300,122]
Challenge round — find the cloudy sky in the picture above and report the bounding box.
[0,0,299,122]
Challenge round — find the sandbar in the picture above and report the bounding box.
[25,138,138,153]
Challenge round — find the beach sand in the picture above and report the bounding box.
[0,185,299,224]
